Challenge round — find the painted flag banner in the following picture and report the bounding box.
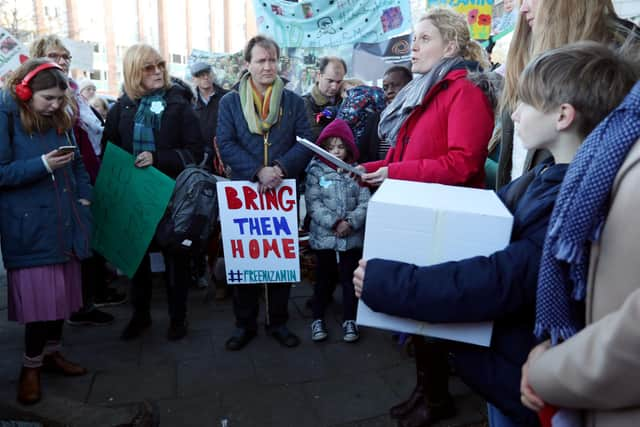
[351,33,412,81]
[426,0,494,40]
[253,0,412,48]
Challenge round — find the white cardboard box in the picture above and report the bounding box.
[357,179,514,347]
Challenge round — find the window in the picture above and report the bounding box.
[89,70,102,80]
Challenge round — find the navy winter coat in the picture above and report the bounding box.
[0,92,93,269]
[361,160,567,425]
[216,87,313,181]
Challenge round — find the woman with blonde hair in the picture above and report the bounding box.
[360,7,493,187]
[103,44,205,341]
[356,8,498,427]
[496,0,639,189]
[0,59,92,404]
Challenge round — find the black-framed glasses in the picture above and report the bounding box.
[47,52,72,62]
[142,61,166,73]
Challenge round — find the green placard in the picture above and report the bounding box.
[91,143,175,278]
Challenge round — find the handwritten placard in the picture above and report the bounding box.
[91,143,175,278]
[216,180,300,284]
[426,0,493,40]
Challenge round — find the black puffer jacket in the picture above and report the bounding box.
[102,84,205,178]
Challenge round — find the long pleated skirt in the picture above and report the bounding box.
[7,260,83,324]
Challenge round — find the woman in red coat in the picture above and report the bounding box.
[359,8,496,427]
[361,8,494,189]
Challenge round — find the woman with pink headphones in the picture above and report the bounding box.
[0,58,92,405]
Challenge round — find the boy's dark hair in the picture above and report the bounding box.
[318,56,347,74]
[384,65,413,83]
[244,35,280,63]
[518,41,638,138]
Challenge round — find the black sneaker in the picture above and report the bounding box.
[311,319,328,342]
[95,288,128,308]
[342,320,360,343]
[121,312,152,341]
[167,319,188,341]
[67,308,114,326]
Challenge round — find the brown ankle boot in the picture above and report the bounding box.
[42,351,87,376]
[17,366,41,405]
[398,397,456,427]
[390,382,426,419]
[396,337,457,426]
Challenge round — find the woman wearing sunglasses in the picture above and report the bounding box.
[102,44,204,342]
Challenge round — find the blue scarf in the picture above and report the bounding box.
[133,90,166,156]
[535,81,640,344]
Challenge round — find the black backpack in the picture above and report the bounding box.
[156,150,220,254]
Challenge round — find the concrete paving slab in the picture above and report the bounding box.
[139,330,214,365]
[303,373,398,426]
[88,363,176,405]
[154,394,225,427]
[0,275,488,427]
[176,353,255,398]
[219,382,318,427]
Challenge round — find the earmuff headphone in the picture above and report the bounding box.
[15,62,63,102]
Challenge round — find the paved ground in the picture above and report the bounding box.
[0,274,487,427]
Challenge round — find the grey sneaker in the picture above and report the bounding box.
[342,320,359,342]
[311,319,328,341]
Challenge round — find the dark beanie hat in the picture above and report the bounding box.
[316,118,359,162]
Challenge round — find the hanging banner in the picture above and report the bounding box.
[352,33,411,81]
[216,180,300,284]
[426,0,493,40]
[0,27,29,88]
[253,0,412,48]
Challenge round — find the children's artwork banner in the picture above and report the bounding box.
[217,180,300,284]
[0,27,29,88]
[253,0,412,47]
[426,0,493,40]
[91,143,175,278]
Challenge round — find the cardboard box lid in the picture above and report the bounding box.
[371,179,511,219]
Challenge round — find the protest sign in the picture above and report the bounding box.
[0,28,29,88]
[427,0,493,40]
[91,143,175,278]
[253,0,412,48]
[216,180,300,285]
[62,38,94,71]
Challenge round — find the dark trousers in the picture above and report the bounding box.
[24,320,64,358]
[413,336,451,400]
[312,248,361,321]
[131,251,190,322]
[79,253,108,308]
[232,284,291,332]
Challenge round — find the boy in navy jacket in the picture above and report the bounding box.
[353,42,639,426]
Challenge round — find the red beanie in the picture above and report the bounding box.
[316,118,359,162]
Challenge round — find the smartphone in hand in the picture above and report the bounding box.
[57,146,76,154]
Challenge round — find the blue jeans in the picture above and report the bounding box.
[488,403,521,427]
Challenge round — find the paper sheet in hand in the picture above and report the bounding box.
[297,136,364,177]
